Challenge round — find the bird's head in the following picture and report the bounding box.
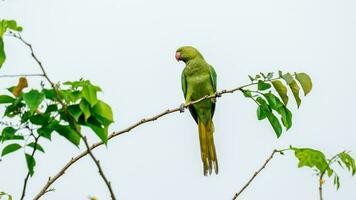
[175,46,204,63]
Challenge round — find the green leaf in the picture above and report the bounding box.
[29,113,50,125]
[4,99,25,117]
[277,106,293,130]
[271,80,289,105]
[0,95,15,104]
[282,72,294,84]
[0,38,5,69]
[1,127,23,142]
[54,124,81,146]
[21,111,31,123]
[1,143,22,156]
[25,153,36,176]
[37,120,59,140]
[91,100,113,126]
[45,104,58,113]
[27,142,45,153]
[42,89,56,101]
[327,168,334,177]
[257,80,271,90]
[86,118,108,144]
[82,84,98,107]
[248,75,254,82]
[242,90,252,98]
[67,104,82,122]
[266,72,273,80]
[5,20,23,32]
[289,80,301,108]
[338,152,356,176]
[263,93,283,110]
[80,99,91,121]
[69,91,82,102]
[256,106,268,120]
[267,112,282,138]
[296,72,312,96]
[22,90,45,112]
[291,147,329,172]
[333,175,340,190]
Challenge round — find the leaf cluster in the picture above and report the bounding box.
[290,146,356,189]
[243,71,312,137]
[0,78,114,176]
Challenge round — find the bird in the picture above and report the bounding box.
[175,46,218,176]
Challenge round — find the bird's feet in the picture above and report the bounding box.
[179,103,185,113]
[215,91,222,97]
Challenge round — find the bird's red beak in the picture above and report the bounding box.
[175,52,181,62]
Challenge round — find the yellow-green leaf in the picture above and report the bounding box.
[91,100,113,126]
[289,80,301,108]
[291,147,328,172]
[296,72,312,96]
[272,80,289,105]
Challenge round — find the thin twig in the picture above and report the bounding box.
[9,33,117,200]
[0,74,44,78]
[232,149,281,200]
[20,129,40,200]
[319,173,324,200]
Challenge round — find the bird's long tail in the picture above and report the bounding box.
[198,119,218,176]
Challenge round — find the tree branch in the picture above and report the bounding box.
[9,33,117,200]
[0,74,44,78]
[319,172,325,200]
[20,129,40,200]
[232,149,281,200]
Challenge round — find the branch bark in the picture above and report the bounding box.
[9,33,117,200]
[232,149,280,200]
[319,173,325,200]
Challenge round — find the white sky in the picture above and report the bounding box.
[0,0,356,199]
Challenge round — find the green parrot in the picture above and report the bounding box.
[175,46,218,176]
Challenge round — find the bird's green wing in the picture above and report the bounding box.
[181,70,198,124]
[209,65,217,92]
[181,70,187,97]
[209,65,217,118]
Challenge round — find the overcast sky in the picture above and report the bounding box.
[1,0,356,199]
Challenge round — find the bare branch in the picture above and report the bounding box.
[319,173,325,200]
[0,74,44,78]
[9,33,117,200]
[232,149,280,200]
